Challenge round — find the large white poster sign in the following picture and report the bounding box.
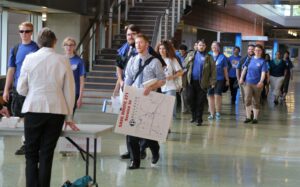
[114,86,175,142]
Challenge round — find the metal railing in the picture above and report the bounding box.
[152,0,190,47]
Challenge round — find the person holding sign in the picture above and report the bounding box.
[124,34,166,169]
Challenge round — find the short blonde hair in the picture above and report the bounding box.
[62,37,77,55]
[18,22,33,30]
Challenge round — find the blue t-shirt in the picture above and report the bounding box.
[228,55,241,78]
[8,41,39,87]
[213,53,228,80]
[70,55,86,95]
[269,59,287,77]
[192,52,205,80]
[244,57,268,84]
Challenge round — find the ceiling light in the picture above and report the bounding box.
[42,13,47,21]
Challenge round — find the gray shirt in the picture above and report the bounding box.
[125,53,165,88]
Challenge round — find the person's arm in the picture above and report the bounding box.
[76,76,85,108]
[257,72,266,89]
[116,66,124,87]
[3,68,15,102]
[224,66,229,86]
[63,58,75,122]
[16,57,29,96]
[144,80,166,96]
[239,68,247,85]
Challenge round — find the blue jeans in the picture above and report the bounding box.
[163,90,177,118]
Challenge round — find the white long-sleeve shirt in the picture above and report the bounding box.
[17,47,75,121]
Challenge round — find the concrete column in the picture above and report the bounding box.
[1,11,8,75]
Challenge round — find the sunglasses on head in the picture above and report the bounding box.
[19,30,32,34]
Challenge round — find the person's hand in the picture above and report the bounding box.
[76,97,82,108]
[0,107,10,117]
[225,80,229,86]
[166,75,174,81]
[3,90,9,103]
[239,79,244,85]
[143,86,152,96]
[257,82,264,89]
[64,121,80,131]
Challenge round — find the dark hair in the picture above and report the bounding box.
[284,50,290,56]
[255,44,264,50]
[234,46,240,51]
[179,44,188,51]
[135,33,149,43]
[248,44,255,48]
[125,24,141,33]
[38,27,57,48]
[197,39,206,45]
[155,40,176,60]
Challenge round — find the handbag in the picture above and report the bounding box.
[169,59,183,92]
[62,176,93,187]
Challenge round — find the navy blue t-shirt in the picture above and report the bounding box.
[269,59,287,77]
[70,55,86,95]
[244,57,268,84]
[8,41,39,87]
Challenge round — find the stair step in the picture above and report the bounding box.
[84,88,114,93]
[128,11,165,16]
[94,59,116,65]
[86,77,117,83]
[92,65,115,71]
[128,15,157,20]
[87,71,116,77]
[130,7,168,12]
[85,83,115,90]
[100,48,118,54]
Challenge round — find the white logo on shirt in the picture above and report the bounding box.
[71,64,78,70]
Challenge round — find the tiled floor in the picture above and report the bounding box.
[1,65,300,187]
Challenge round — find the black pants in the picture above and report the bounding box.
[229,77,238,103]
[11,87,26,117]
[188,80,207,123]
[128,135,159,162]
[24,112,65,187]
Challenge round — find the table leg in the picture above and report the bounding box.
[94,138,98,186]
[86,138,89,176]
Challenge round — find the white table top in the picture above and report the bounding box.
[0,123,114,138]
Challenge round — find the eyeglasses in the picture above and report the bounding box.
[64,44,75,47]
[19,30,32,34]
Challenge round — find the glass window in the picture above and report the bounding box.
[274,5,291,16]
[292,5,300,16]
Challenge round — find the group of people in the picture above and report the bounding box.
[114,24,294,170]
[1,22,85,187]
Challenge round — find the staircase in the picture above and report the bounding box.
[81,0,179,111]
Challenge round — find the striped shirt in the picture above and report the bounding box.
[125,53,165,88]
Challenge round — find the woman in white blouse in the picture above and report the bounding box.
[156,40,183,118]
[17,28,79,187]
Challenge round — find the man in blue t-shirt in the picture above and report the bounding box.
[3,22,39,155]
[228,46,241,104]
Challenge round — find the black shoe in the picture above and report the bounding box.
[190,119,196,123]
[152,153,160,164]
[252,119,258,124]
[196,119,202,126]
[140,151,147,159]
[15,145,25,155]
[244,118,252,123]
[128,160,140,169]
[274,100,279,105]
[120,152,130,159]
